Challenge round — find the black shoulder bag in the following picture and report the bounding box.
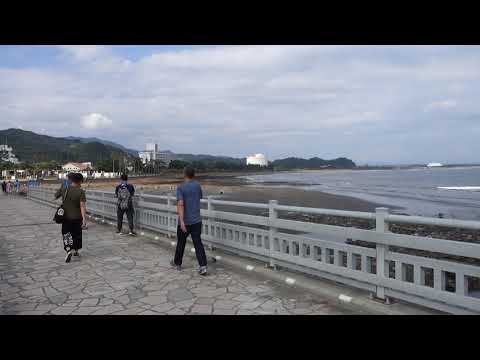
[53,186,69,224]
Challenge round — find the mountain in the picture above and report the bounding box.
[0,128,133,164]
[171,153,356,170]
[0,128,356,170]
[64,136,138,156]
[271,157,356,169]
[174,153,245,164]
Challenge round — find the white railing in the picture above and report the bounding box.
[27,187,480,314]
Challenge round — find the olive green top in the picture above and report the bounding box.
[55,185,86,220]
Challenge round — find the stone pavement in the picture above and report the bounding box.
[0,194,367,315]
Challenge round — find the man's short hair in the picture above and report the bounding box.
[67,173,74,180]
[70,173,84,184]
[184,166,195,179]
[121,173,128,181]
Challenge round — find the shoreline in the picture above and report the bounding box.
[80,172,400,213]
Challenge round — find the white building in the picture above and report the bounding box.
[62,162,92,172]
[139,143,171,166]
[427,162,443,168]
[0,144,20,164]
[246,153,268,167]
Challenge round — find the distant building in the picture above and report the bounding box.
[0,144,20,164]
[427,162,443,168]
[139,143,171,166]
[246,153,268,167]
[62,162,92,172]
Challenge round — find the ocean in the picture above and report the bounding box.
[241,167,480,221]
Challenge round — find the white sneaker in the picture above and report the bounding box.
[65,251,72,263]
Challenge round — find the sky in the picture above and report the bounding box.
[0,45,479,165]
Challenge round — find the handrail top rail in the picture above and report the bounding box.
[33,187,480,231]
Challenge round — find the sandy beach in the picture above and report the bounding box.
[79,172,387,213]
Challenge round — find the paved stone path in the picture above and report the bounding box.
[0,194,361,315]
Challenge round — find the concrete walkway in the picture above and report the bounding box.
[0,194,366,315]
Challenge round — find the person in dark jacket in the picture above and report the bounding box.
[115,174,136,236]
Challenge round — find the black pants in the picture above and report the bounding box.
[174,222,207,267]
[117,206,134,232]
[62,219,82,252]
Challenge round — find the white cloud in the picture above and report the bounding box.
[1,45,480,163]
[425,100,457,112]
[58,45,110,62]
[80,113,113,129]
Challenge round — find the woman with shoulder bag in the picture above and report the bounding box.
[54,173,87,263]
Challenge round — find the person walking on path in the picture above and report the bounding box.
[115,173,136,236]
[1,180,6,193]
[171,166,208,276]
[54,172,87,263]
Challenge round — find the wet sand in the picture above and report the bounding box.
[218,185,388,212]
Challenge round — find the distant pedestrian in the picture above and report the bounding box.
[171,166,207,276]
[54,172,87,263]
[115,173,136,236]
[1,180,6,193]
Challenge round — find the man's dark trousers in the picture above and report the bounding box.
[117,206,134,232]
[174,222,207,267]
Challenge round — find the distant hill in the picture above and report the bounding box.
[0,128,356,170]
[271,157,356,169]
[174,153,245,164]
[171,153,356,170]
[0,128,133,164]
[64,136,138,157]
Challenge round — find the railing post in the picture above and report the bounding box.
[167,195,174,236]
[207,196,215,250]
[375,207,389,301]
[268,200,278,269]
[207,195,214,213]
[135,191,141,234]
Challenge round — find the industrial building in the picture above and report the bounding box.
[0,143,20,164]
[139,143,171,166]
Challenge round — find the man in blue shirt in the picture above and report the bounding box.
[171,166,207,275]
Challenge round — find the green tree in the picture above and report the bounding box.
[96,159,113,172]
[169,160,190,170]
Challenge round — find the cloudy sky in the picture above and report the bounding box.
[0,45,479,164]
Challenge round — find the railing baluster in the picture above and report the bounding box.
[456,272,467,296]
[414,265,421,285]
[434,268,443,290]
